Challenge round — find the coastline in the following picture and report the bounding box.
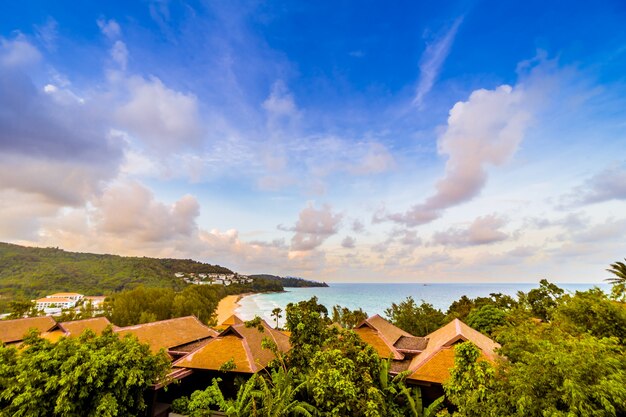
[215,292,254,324]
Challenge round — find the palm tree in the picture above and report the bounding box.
[271,307,282,329]
[606,259,626,284]
[255,368,316,416]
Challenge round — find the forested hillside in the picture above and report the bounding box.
[248,274,329,287]
[0,242,232,310]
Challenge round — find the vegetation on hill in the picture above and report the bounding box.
[0,242,293,313]
[248,274,328,288]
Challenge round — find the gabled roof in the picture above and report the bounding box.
[354,315,428,360]
[363,314,413,345]
[407,319,500,384]
[221,314,244,326]
[115,316,217,353]
[58,317,113,336]
[173,317,290,373]
[354,326,404,360]
[0,316,58,344]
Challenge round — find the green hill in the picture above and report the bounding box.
[0,242,233,310]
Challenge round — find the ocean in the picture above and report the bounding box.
[235,282,608,327]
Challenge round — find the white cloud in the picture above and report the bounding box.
[111,40,128,70]
[432,214,509,247]
[387,84,531,226]
[97,18,122,39]
[0,36,41,67]
[117,76,203,152]
[341,236,356,249]
[414,17,463,107]
[281,203,343,251]
[562,163,626,206]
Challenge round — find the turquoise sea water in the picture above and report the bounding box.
[235,283,608,327]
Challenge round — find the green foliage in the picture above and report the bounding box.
[271,307,283,329]
[444,342,497,417]
[331,305,368,329]
[385,296,446,336]
[106,284,228,326]
[606,258,626,284]
[466,305,507,336]
[520,279,564,321]
[248,274,328,288]
[284,297,332,372]
[0,327,170,417]
[6,299,39,319]
[555,288,626,343]
[0,242,233,312]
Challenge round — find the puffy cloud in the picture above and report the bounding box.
[116,76,204,152]
[263,80,299,120]
[0,36,41,67]
[281,204,343,251]
[432,214,509,247]
[0,37,123,205]
[414,17,463,107]
[97,18,122,39]
[351,219,365,233]
[111,40,128,70]
[341,236,356,249]
[562,164,626,206]
[387,84,531,226]
[94,182,199,242]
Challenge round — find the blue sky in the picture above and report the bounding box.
[1,1,625,282]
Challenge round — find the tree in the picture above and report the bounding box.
[466,305,507,336]
[284,297,332,372]
[554,288,626,344]
[385,297,445,336]
[443,342,497,417]
[6,299,39,319]
[331,305,368,329]
[522,279,564,321]
[0,327,170,416]
[271,307,283,330]
[606,258,626,284]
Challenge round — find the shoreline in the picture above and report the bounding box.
[215,292,255,325]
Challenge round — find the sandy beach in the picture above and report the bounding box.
[215,293,252,325]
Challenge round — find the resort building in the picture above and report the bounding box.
[0,316,58,346]
[173,317,290,374]
[114,316,218,357]
[0,316,115,345]
[355,315,500,403]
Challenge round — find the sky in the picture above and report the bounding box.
[1,1,626,283]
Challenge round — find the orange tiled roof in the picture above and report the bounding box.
[48,292,82,297]
[115,316,217,353]
[35,297,75,304]
[354,315,419,360]
[58,317,112,336]
[365,315,414,345]
[407,319,500,384]
[0,316,58,344]
[174,317,290,373]
[354,327,404,360]
[41,330,67,343]
[221,314,244,326]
